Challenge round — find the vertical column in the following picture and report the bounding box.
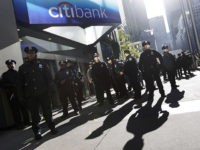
[0,0,23,75]
[0,0,23,128]
[96,42,104,61]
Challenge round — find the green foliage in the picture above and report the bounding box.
[118,29,140,59]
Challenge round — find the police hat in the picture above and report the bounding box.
[93,53,99,58]
[162,45,168,50]
[59,60,67,65]
[106,56,114,61]
[66,59,73,64]
[5,59,16,65]
[124,50,130,54]
[24,46,38,53]
[142,41,150,47]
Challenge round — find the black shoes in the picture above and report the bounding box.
[50,128,58,135]
[161,94,166,97]
[34,131,42,140]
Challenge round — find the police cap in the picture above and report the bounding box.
[24,46,38,53]
[162,45,168,50]
[142,41,150,47]
[124,50,130,54]
[59,60,67,65]
[5,59,16,65]
[93,53,99,58]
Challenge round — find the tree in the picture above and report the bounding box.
[118,28,140,59]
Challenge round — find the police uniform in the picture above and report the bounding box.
[91,53,113,105]
[124,53,141,99]
[55,60,79,117]
[74,71,84,110]
[139,41,165,101]
[162,45,178,90]
[106,57,127,99]
[18,47,56,139]
[1,60,30,128]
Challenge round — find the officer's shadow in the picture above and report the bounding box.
[85,100,135,139]
[165,88,185,108]
[123,97,169,150]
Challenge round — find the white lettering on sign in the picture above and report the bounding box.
[48,2,108,19]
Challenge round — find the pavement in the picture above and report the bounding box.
[1,70,200,150]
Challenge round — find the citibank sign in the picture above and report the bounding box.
[13,0,121,25]
[49,2,108,19]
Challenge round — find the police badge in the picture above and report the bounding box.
[38,64,43,69]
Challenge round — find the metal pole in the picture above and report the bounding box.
[178,0,193,50]
[187,0,200,52]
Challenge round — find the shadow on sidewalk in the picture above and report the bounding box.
[123,97,169,150]
[0,96,132,150]
[165,89,185,108]
[85,94,149,139]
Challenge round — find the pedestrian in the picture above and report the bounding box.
[162,45,179,90]
[18,47,57,140]
[1,60,30,129]
[139,41,166,103]
[91,53,114,106]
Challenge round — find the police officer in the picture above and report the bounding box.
[91,53,114,106]
[18,47,57,140]
[123,50,141,100]
[74,71,84,110]
[87,61,95,96]
[55,60,79,117]
[1,60,30,129]
[176,53,183,79]
[139,41,166,102]
[106,56,128,99]
[162,45,179,90]
[181,51,192,78]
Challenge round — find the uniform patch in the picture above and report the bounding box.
[38,64,43,69]
[66,71,69,75]
[129,58,132,61]
[101,64,104,67]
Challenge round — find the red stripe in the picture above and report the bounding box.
[58,2,74,7]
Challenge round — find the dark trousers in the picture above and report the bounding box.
[144,72,165,100]
[59,88,78,115]
[129,76,141,99]
[8,93,29,127]
[94,82,113,104]
[177,68,182,78]
[166,70,176,89]
[27,94,55,134]
[74,85,84,109]
[117,76,128,97]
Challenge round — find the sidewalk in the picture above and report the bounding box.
[1,70,200,150]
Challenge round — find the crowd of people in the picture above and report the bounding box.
[0,40,198,140]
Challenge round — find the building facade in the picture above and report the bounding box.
[149,16,169,53]
[163,0,200,52]
[121,0,156,49]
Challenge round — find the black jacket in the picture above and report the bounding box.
[139,49,163,74]
[162,52,176,71]
[124,54,139,78]
[18,60,53,99]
